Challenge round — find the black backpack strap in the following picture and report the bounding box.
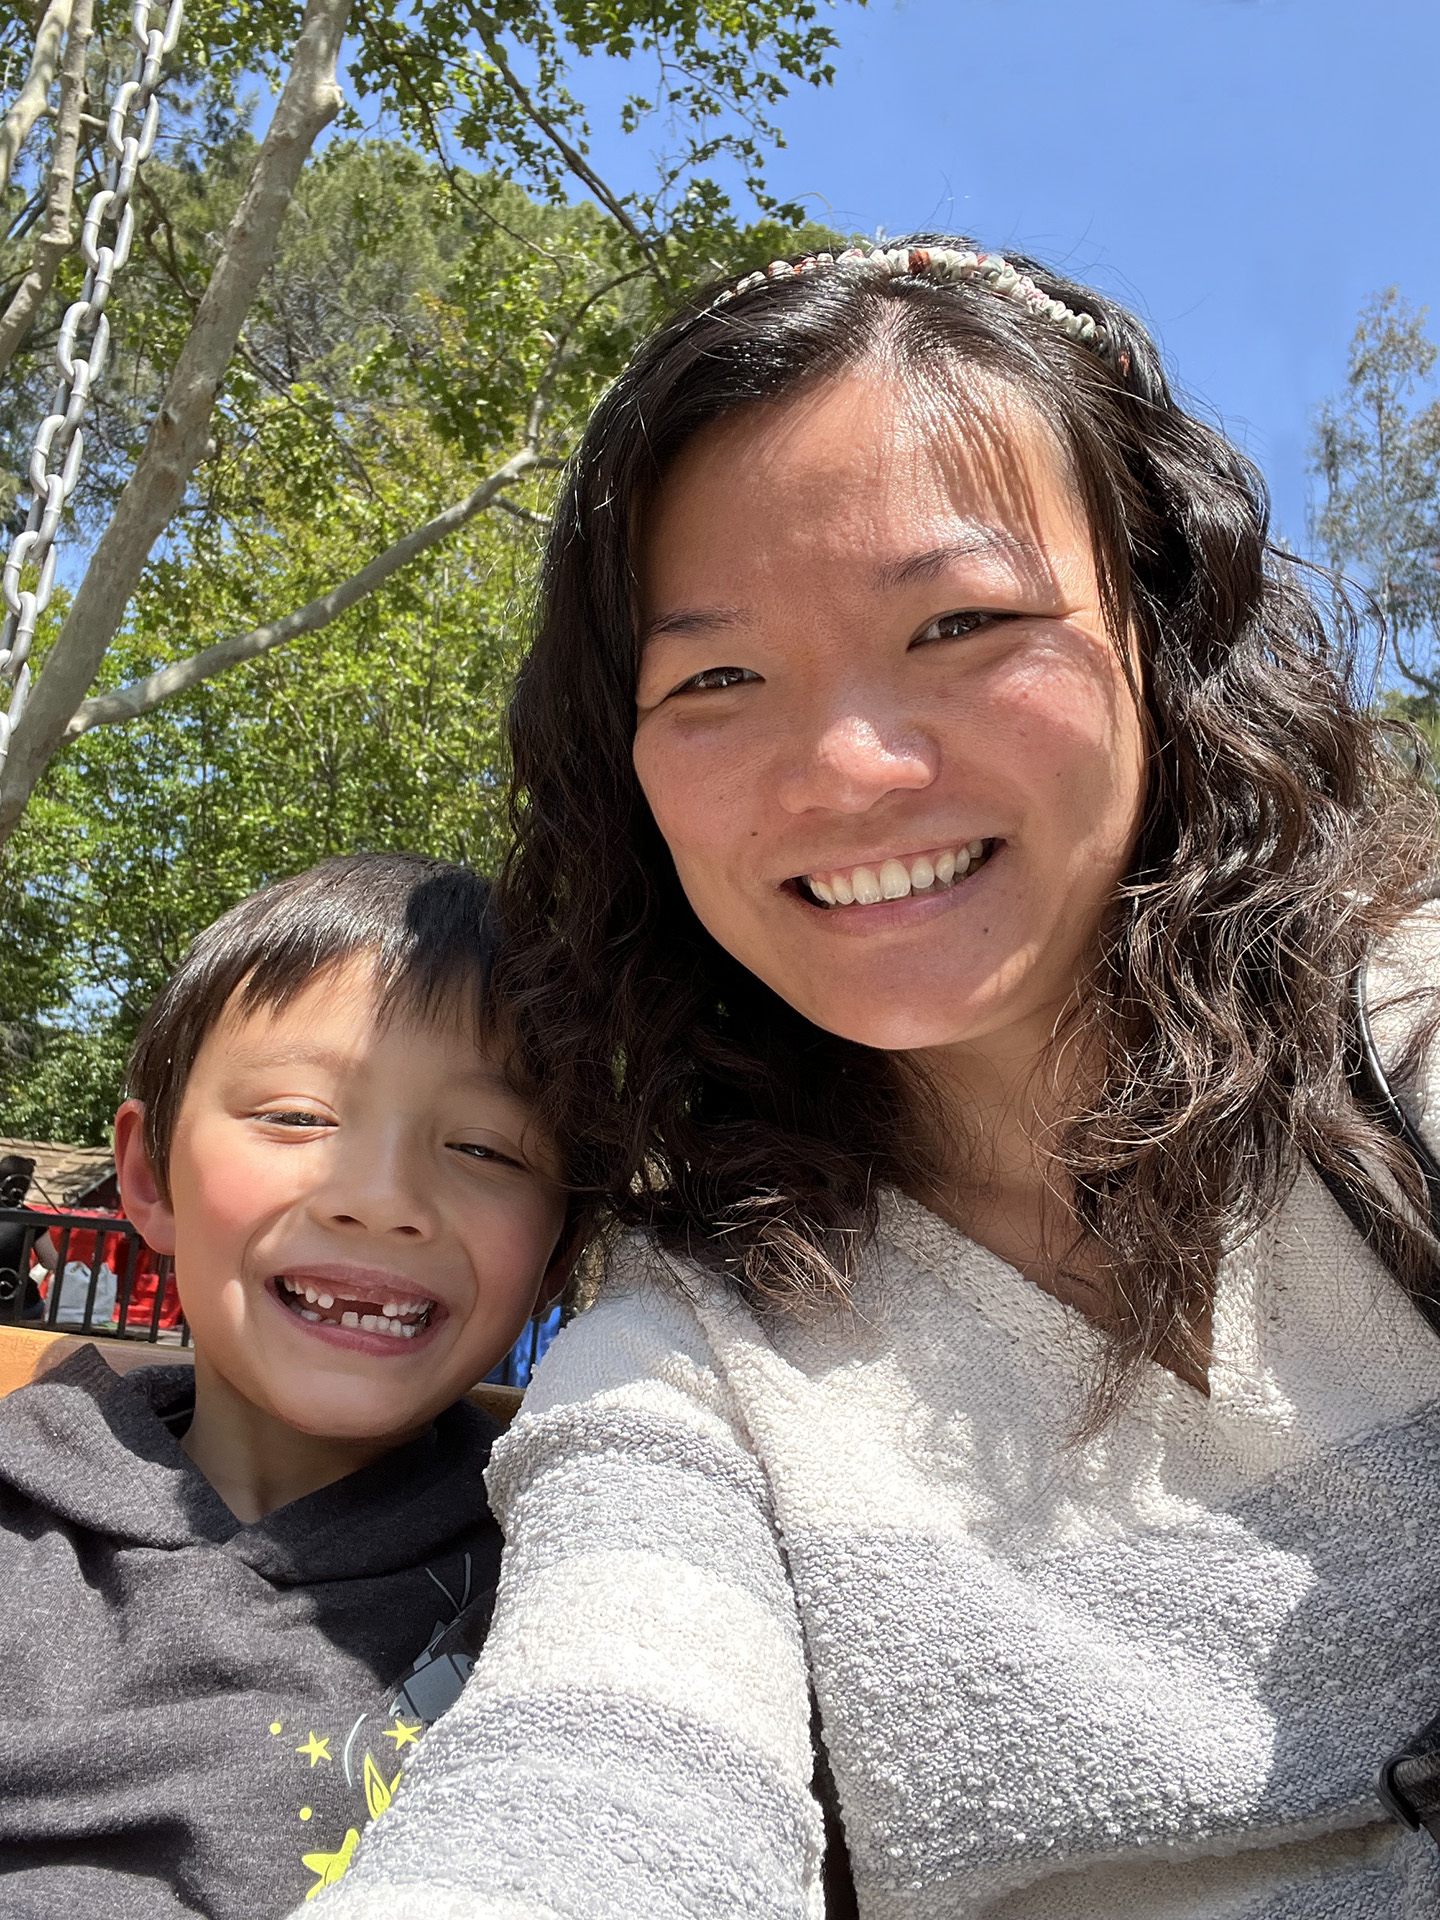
[1311,955,1440,1337]
[1312,948,1440,1844]
[1379,1713,1440,1844]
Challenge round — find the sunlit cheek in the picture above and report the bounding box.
[458,1202,553,1337]
[169,1127,311,1328]
[637,716,776,846]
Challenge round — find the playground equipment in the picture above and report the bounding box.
[0,0,184,771]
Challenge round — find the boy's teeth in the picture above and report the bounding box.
[278,1274,433,1335]
[805,841,991,909]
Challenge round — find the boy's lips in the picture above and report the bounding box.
[265,1265,448,1354]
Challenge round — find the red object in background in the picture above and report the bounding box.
[125,1242,183,1330]
[31,1206,183,1329]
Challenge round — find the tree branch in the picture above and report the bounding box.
[64,446,545,735]
[493,494,551,531]
[0,0,74,203]
[0,0,353,842]
[0,0,91,381]
[466,11,673,292]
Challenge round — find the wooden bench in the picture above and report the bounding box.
[0,1324,524,1428]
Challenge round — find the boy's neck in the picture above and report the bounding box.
[181,1349,429,1524]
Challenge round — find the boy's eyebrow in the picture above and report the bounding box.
[224,1041,518,1094]
[224,1041,359,1074]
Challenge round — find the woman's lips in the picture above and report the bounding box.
[801,838,995,908]
[790,839,1003,927]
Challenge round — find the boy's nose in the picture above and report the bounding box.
[316,1144,436,1240]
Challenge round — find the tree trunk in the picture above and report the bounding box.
[0,0,92,380]
[0,0,353,846]
[0,0,74,203]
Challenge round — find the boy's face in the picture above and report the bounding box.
[116,956,568,1442]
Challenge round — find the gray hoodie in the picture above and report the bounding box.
[0,1345,503,1917]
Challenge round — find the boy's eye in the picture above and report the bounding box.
[671,665,760,696]
[915,609,1007,645]
[449,1141,525,1171]
[258,1108,332,1129]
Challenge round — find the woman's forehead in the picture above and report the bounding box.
[639,371,1086,612]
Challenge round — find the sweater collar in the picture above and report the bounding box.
[0,1346,496,1578]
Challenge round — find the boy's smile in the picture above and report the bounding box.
[115,952,568,1517]
[270,1265,441,1344]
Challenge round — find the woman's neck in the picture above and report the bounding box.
[912,1021,1077,1285]
[910,1021,1211,1393]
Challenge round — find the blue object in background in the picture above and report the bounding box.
[485,1303,563,1390]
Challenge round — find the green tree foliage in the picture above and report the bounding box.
[1311,289,1440,696]
[0,134,842,1141]
[0,0,856,1140]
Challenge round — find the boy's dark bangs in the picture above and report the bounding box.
[235,862,501,1038]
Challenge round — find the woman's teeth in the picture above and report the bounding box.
[805,840,992,909]
[276,1274,432,1339]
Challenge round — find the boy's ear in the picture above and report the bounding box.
[536,1222,583,1314]
[113,1100,177,1256]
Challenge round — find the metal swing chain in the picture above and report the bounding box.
[0,0,184,773]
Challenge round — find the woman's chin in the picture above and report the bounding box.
[781,983,1014,1053]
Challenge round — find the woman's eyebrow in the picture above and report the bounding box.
[643,605,752,644]
[874,531,1045,590]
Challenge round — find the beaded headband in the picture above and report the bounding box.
[710,245,1107,356]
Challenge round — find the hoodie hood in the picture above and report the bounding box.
[0,1345,497,1581]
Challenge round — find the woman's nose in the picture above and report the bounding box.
[776,711,938,815]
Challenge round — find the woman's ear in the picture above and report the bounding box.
[114,1100,177,1256]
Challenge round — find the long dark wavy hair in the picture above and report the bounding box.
[497,233,1440,1416]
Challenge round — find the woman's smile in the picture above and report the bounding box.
[795,837,997,909]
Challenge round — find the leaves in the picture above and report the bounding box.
[0,0,857,1138]
[1310,289,1440,696]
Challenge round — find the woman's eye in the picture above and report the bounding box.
[673,665,760,695]
[915,610,1003,645]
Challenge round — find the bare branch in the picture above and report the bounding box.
[65,446,545,735]
[467,11,673,292]
[0,0,91,380]
[0,0,353,842]
[0,0,74,203]
[493,494,551,531]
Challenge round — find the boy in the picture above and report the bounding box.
[0,854,572,1919]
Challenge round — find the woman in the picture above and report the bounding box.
[310,241,1440,1918]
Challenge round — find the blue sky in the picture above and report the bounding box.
[562,0,1438,551]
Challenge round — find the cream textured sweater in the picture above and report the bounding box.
[309,959,1440,1920]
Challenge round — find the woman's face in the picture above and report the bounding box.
[633,372,1147,1061]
